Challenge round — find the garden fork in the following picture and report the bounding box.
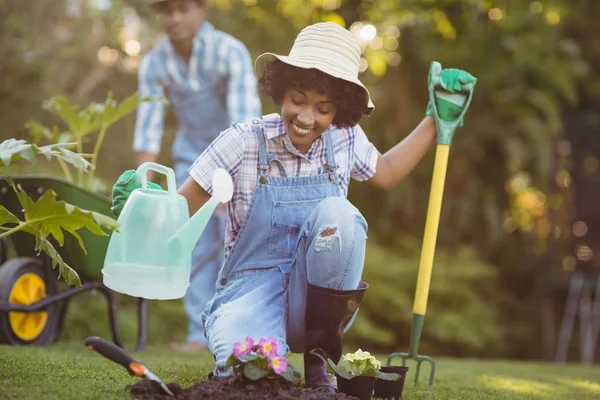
[387,61,476,386]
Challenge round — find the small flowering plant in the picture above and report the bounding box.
[327,349,401,381]
[225,337,301,384]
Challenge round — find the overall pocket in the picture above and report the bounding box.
[268,198,324,257]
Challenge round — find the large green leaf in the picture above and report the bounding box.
[26,120,56,144]
[280,363,302,384]
[225,354,242,369]
[34,235,82,287]
[26,120,74,145]
[0,179,118,287]
[0,139,92,171]
[43,96,102,139]
[0,139,38,166]
[327,359,353,380]
[243,362,269,381]
[0,206,19,226]
[376,369,402,382]
[12,183,118,249]
[101,92,166,127]
[56,147,93,171]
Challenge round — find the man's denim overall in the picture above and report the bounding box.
[170,60,229,346]
[202,124,368,374]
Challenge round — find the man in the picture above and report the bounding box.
[133,0,262,351]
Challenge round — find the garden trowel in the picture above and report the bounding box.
[386,61,476,386]
[84,336,174,396]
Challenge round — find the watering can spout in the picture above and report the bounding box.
[166,168,233,264]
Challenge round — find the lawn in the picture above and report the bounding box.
[0,344,598,400]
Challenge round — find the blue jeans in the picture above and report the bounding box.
[203,197,367,373]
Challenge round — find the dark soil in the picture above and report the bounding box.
[127,376,360,400]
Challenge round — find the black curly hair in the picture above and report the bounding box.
[154,0,208,10]
[259,60,370,128]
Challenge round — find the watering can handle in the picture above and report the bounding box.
[136,162,177,195]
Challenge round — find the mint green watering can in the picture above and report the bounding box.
[102,162,233,300]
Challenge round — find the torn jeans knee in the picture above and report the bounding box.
[315,224,341,252]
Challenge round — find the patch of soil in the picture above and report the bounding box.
[127,376,360,400]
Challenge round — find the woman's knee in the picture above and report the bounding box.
[310,197,367,244]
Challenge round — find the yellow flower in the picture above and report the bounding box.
[370,358,382,369]
[354,349,370,360]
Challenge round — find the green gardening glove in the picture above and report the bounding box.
[425,68,477,126]
[111,169,163,217]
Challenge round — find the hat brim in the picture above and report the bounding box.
[255,52,374,115]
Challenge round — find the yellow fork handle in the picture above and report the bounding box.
[413,144,450,315]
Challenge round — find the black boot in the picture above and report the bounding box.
[304,281,369,393]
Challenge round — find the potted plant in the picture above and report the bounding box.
[373,365,409,400]
[225,337,302,384]
[327,349,401,400]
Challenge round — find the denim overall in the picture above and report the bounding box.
[202,123,368,375]
[170,52,229,346]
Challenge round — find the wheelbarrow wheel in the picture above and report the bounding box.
[0,257,60,345]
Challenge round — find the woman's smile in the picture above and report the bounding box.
[292,122,314,136]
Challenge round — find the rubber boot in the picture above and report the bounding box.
[304,281,369,393]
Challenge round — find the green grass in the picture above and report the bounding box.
[1,344,598,400]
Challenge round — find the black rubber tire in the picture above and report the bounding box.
[0,257,60,345]
[0,238,7,265]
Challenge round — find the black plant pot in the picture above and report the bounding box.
[373,366,409,400]
[336,374,376,400]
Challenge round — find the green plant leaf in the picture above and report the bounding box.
[0,139,92,172]
[14,186,118,243]
[100,92,166,128]
[34,235,82,288]
[43,96,83,135]
[56,147,93,171]
[0,139,37,166]
[1,179,118,287]
[43,95,102,139]
[280,363,302,384]
[225,354,242,369]
[0,206,19,226]
[243,361,269,381]
[241,353,258,362]
[26,120,55,144]
[362,366,378,378]
[376,369,402,381]
[327,359,353,380]
[102,92,135,127]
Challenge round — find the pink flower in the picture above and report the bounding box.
[232,337,254,358]
[257,337,279,357]
[269,356,288,375]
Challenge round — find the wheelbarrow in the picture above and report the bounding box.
[0,175,150,350]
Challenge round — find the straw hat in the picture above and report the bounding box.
[255,22,374,114]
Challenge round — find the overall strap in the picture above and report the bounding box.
[324,129,338,181]
[266,154,288,178]
[252,123,269,180]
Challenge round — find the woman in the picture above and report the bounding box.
[113,22,475,392]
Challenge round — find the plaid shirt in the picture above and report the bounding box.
[190,113,378,257]
[133,21,261,155]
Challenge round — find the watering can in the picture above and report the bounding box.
[102,162,233,300]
